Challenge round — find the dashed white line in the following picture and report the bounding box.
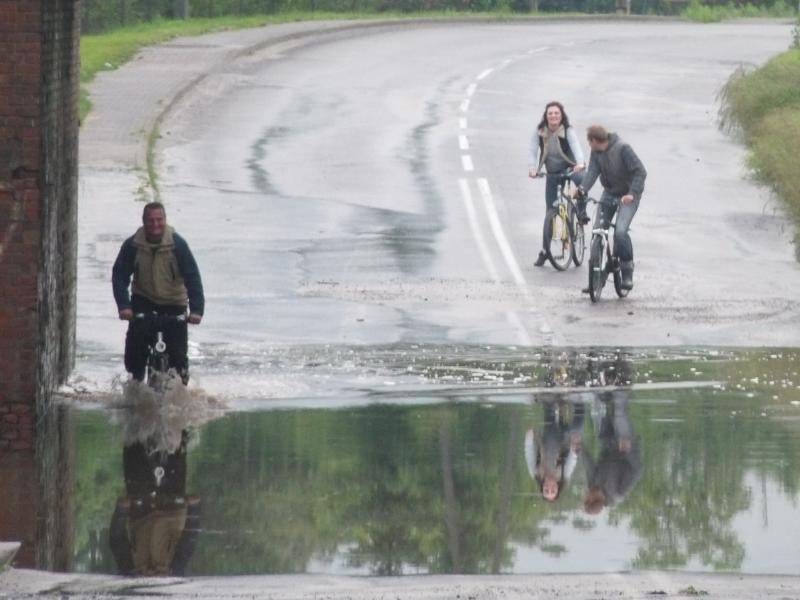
[476,68,493,80]
[461,155,474,172]
[459,117,468,130]
[466,83,477,97]
[460,98,471,113]
[458,135,469,150]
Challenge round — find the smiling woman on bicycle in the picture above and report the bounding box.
[574,125,647,290]
[528,101,587,268]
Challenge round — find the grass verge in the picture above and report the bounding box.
[681,0,796,23]
[718,46,800,253]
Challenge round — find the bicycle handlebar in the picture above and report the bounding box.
[533,167,577,180]
[133,312,188,324]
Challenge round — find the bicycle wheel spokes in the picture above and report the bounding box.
[547,207,572,271]
[588,234,609,302]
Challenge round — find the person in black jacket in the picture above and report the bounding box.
[112,202,204,385]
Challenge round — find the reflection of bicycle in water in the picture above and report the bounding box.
[540,169,587,271]
[109,429,201,577]
[585,197,629,302]
[133,312,187,391]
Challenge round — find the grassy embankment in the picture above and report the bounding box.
[79,13,371,120]
[681,0,795,22]
[718,37,800,253]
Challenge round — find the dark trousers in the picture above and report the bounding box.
[124,295,189,383]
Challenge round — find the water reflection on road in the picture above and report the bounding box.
[7,347,800,576]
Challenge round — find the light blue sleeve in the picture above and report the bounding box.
[566,127,585,166]
[528,132,540,170]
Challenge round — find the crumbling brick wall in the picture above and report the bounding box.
[0,0,80,571]
[0,0,79,449]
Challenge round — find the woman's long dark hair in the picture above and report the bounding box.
[536,101,571,131]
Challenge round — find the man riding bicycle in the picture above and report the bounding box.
[112,202,204,385]
[574,125,646,290]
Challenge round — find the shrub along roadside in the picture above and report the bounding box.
[718,44,800,254]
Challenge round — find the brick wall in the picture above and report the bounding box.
[0,0,80,571]
[0,1,79,451]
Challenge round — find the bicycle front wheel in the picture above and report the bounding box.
[570,207,586,267]
[588,234,609,303]
[546,206,573,271]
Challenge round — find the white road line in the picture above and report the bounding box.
[476,177,555,345]
[459,179,500,282]
[476,178,527,287]
[506,311,534,346]
[528,46,550,54]
[460,98,471,113]
[466,83,477,97]
[459,117,468,130]
[461,155,474,172]
[476,68,493,80]
[458,135,469,150]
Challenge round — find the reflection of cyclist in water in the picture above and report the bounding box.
[583,390,642,514]
[109,429,201,576]
[525,398,586,502]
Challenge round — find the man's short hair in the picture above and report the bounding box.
[586,125,609,143]
[143,201,166,219]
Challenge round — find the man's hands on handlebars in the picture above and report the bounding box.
[117,308,202,324]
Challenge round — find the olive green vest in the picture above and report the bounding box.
[131,226,189,306]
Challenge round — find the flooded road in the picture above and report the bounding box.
[7,18,798,590]
[10,347,800,577]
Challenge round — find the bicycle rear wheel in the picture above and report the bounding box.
[588,234,608,302]
[546,206,573,271]
[570,206,586,267]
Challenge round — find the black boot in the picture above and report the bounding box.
[620,261,634,290]
[534,250,547,267]
[576,198,590,225]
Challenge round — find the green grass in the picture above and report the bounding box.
[79,13,368,120]
[718,46,800,252]
[681,0,796,22]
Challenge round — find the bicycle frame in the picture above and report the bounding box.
[134,312,187,391]
[587,198,628,302]
[541,169,585,270]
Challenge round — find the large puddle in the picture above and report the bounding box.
[4,347,800,576]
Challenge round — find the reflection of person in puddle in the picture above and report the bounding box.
[109,429,200,576]
[583,391,642,514]
[525,398,586,502]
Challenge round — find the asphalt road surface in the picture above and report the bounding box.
[75,19,797,396]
